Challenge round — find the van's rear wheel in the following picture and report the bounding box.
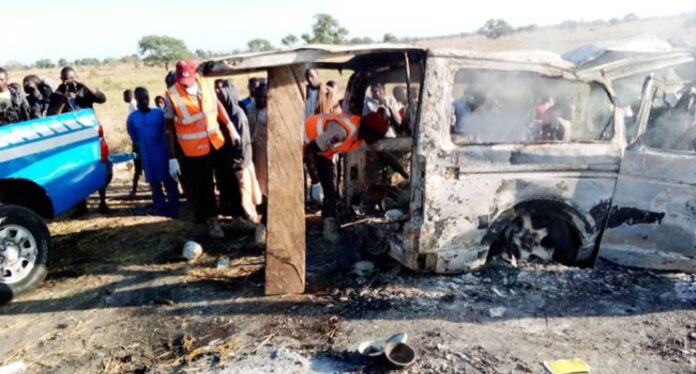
[499,213,579,266]
[0,205,51,303]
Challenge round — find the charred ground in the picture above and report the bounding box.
[0,166,694,373]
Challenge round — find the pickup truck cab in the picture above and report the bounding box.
[0,109,109,300]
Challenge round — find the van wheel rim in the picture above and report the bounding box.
[0,225,38,285]
[508,214,552,261]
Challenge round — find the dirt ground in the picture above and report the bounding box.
[1,165,695,373]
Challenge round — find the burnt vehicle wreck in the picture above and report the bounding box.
[202,42,695,277]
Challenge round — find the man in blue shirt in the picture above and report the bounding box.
[238,77,260,114]
[127,87,179,218]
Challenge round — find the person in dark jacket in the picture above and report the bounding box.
[52,66,111,214]
[49,66,107,114]
[22,75,53,119]
[0,68,30,125]
[214,79,260,223]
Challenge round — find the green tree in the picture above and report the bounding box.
[281,34,299,47]
[120,54,141,67]
[624,13,639,22]
[3,61,30,70]
[301,14,349,44]
[138,35,191,70]
[478,19,514,39]
[34,59,55,69]
[348,37,374,45]
[195,49,209,59]
[383,33,399,43]
[102,57,117,66]
[247,39,275,52]
[57,58,69,67]
[75,57,101,66]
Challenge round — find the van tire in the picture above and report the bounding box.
[495,213,580,266]
[0,204,52,304]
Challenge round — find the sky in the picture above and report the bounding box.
[2,0,694,64]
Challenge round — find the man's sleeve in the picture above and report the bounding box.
[126,114,136,141]
[87,88,107,104]
[216,99,232,125]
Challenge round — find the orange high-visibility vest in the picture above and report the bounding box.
[166,76,225,157]
[304,114,363,159]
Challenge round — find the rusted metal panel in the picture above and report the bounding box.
[599,149,696,272]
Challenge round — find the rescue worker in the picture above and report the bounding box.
[164,60,240,238]
[304,110,409,242]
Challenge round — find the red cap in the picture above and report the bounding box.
[361,111,389,136]
[175,60,198,86]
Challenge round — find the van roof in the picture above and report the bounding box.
[199,44,575,76]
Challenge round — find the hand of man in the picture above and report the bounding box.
[228,122,241,146]
[168,158,181,182]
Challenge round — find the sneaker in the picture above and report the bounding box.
[323,218,340,243]
[207,218,225,239]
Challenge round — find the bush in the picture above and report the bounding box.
[478,19,514,39]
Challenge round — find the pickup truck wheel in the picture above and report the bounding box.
[0,205,51,302]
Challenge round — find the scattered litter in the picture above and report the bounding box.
[385,209,405,221]
[182,241,203,261]
[674,282,696,302]
[384,341,417,368]
[357,333,408,358]
[0,361,27,374]
[353,261,375,277]
[543,358,590,374]
[386,333,408,345]
[216,257,230,269]
[252,333,274,354]
[488,307,506,318]
[357,340,384,357]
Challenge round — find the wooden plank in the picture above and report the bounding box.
[264,65,306,295]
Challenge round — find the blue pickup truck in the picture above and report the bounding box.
[0,109,110,300]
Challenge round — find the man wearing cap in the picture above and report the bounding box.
[165,60,240,239]
[304,109,409,242]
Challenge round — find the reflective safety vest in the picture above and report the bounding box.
[166,76,225,157]
[304,114,363,159]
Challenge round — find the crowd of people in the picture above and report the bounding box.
[0,61,414,242]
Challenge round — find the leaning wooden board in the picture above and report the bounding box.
[264,64,306,295]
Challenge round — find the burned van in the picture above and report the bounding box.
[201,44,695,284]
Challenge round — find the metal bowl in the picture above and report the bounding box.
[357,341,384,357]
[384,342,416,368]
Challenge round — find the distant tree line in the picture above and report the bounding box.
[4,11,656,70]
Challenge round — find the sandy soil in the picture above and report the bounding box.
[0,166,695,373]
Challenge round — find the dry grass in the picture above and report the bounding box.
[417,15,694,52]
